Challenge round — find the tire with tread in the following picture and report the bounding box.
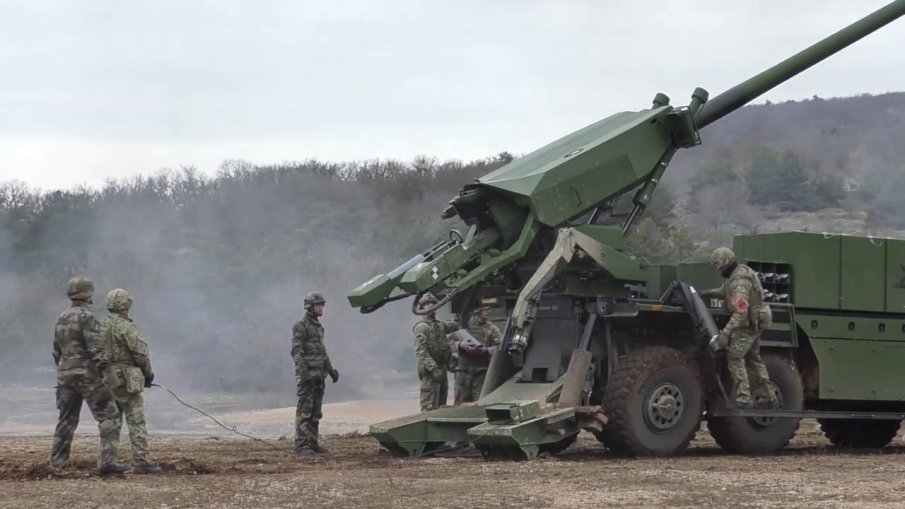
[818,418,901,448]
[706,354,802,454]
[602,346,704,457]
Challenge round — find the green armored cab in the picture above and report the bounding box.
[351,1,905,459]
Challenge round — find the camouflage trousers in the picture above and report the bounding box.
[454,369,487,405]
[418,366,448,412]
[112,391,153,465]
[295,375,325,450]
[727,331,772,405]
[51,375,120,468]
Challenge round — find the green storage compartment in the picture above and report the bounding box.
[886,239,905,313]
[758,232,840,309]
[732,232,905,311]
[643,265,677,299]
[840,236,886,312]
[734,234,770,263]
[809,336,905,401]
[676,263,723,294]
[732,235,750,260]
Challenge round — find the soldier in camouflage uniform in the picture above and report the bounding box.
[454,301,502,405]
[701,247,778,409]
[101,289,162,475]
[413,293,463,411]
[50,277,127,474]
[292,292,339,455]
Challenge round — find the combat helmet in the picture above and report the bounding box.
[474,297,499,313]
[105,288,133,312]
[66,276,95,301]
[418,292,440,309]
[711,247,737,275]
[304,292,326,309]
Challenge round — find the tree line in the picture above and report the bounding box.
[2,92,904,399]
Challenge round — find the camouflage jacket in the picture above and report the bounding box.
[701,264,766,336]
[101,313,154,379]
[291,312,333,376]
[53,302,109,380]
[413,317,460,373]
[457,315,502,370]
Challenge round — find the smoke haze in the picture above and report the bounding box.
[0,157,507,404]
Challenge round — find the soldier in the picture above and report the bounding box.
[292,292,339,455]
[50,277,127,474]
[701,247,778,409]
[101,289,162,475]
[454,300,502,405]
[413,293,465,412]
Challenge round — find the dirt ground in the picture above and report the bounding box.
[2,418,905,509]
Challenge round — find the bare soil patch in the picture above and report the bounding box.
[2,419,905,508]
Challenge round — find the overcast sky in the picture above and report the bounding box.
[1,0,904,190]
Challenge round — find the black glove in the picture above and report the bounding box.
[717,331,730,348]
[328,368,339,383]
[144,373,155,388]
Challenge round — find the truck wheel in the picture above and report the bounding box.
[539,432,578,455]
[602,346,703,456]
[818,419,901,448]
[706,354,802,454]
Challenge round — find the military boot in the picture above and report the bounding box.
[296,446,316,456]
[133,463,163,475]
[99,462,129,475]
[309,443,329,454]
[50,459,70,471]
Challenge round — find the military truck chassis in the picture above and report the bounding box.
[353,2,905,462]
[371,282,905,460]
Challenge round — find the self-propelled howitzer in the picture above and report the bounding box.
[351,2,905,462]
[348,0,905,319]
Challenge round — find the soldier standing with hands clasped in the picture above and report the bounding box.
[292,292,339,455]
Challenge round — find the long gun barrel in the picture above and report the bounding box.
[697,0,905,128]
[349,1,905,315]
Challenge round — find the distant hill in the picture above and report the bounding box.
[670,92,905,189]
[628,91,905,263]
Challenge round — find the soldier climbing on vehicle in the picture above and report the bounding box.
[700,247,778,409]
